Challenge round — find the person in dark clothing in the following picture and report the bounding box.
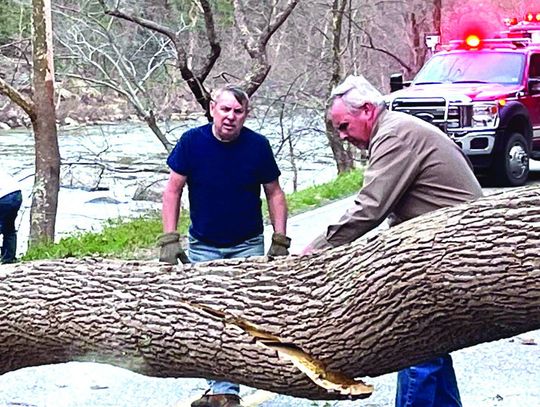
[0,170,23,264]
[158,85,290,407]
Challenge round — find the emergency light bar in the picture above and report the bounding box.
[505,12,540,27]
[448,37,531,50]
[498,13,540,44]
[443,13,540,51]
[525,12,540,22]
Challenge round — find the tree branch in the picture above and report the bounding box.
[97,0,177,43]
[233,0,301,95]
[261,0,300,46]
[97,0,216,117]
[350,19,413,72]
[195,0,221,82]
[0,77,35,119]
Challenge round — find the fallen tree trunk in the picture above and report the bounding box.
[1,186,539,400]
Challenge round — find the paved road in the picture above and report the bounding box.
[1,166,540,407]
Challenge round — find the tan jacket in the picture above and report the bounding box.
[312,109,483,249]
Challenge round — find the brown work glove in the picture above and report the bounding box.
[157,232,190,265]
[267,232,291,257]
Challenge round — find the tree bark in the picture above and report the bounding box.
[29,0,60,245]
[404,0,442,78]
[0,1,60,246]
[325,0,355,174]
[1,186,539,400]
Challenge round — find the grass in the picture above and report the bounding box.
[22,168,363,261]
[284,169,362,214]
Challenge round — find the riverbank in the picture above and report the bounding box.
[0,119,338,258]
[0,60,203,129]
[0,94,203,130]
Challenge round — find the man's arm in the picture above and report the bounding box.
[303,136,416,254]
[263,179,287,234]
[162,170,187,233]
[264,179,291,257]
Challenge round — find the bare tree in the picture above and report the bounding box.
[324,0,355,174]
[0,0,60,247]
[82,0,218,123]
[401,0,442,78]
[1,186,539,399]
[97,0,299,118]
[232,0,300,94]
[55,3,178,152]
[254,73,325,192]
[257,0,423,175]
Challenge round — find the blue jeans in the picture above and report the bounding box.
[0,190,23,264]
[188,233,265,396]
[396,355,462,407]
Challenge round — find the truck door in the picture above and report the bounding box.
[526,53,540,152]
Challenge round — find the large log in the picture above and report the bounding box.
[1,186,539,400]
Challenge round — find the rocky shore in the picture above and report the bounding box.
[0,54,200,130]
[0,89,199,130]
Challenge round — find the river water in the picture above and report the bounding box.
[0,118,336,255]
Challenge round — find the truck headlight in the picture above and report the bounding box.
[472,103,498,128]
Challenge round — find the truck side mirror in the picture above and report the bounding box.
[529,77,540,94]
[425,34,441,52]
[390,73,404,92]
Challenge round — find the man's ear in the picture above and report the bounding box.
[364,103,377,119]
[209,100,215,118]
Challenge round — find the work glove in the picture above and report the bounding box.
[267,232,291,257]
[157,232,190,265]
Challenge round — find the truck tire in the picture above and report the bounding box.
[492,132,530,187]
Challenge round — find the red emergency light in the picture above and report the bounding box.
[504,17,518,26]
[465,34,481,48]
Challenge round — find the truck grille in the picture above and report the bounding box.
[390,97,466,132]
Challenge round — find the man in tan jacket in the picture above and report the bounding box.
[303,75,482,407]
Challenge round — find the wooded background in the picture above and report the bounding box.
[2,0,536,127]
[0,0,538,246]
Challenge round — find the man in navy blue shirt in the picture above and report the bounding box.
[159,85,290,407]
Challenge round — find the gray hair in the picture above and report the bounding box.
[330,75,385,110]
[212,85,250,109]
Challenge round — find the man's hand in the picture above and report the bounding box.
[157,232,190,265]
[267,232,291,257]
[302,234,331,255]
[301,244,315,256]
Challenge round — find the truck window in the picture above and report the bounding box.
[529,54,540,78]
[413,51,525,85]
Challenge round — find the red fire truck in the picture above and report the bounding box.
[387,13,540,186]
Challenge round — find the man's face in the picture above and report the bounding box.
[330,98,376,149]
[210,91,248,141]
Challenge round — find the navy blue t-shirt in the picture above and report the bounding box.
[167,123,281,247]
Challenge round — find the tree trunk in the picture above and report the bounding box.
[326,0,355,174]
[404,0,442,79]
[29,0,60,246]
[1,186,539,400]
[144,110,173,153]
[325,117,355,173]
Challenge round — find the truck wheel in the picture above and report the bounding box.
[492,132,529,187]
